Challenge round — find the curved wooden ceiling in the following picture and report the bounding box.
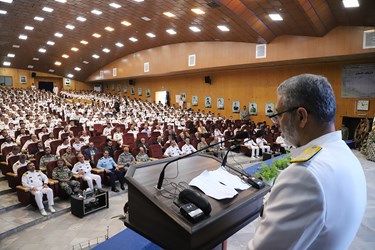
[0,0,374,82]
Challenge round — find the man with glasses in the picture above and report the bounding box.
[248,74,366,249]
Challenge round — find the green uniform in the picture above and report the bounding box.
[52,166,80,195]
[39,154,57,171]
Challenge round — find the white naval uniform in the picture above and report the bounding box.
[181,144,196,154]
[72,161,102,189]
[164,145,182,157]
[21,170,54,210]
[256,137,270,153]
[244,139,260,158]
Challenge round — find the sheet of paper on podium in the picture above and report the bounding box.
[189,167,251,200]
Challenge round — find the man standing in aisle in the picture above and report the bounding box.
[248,74,366,249]
[22,162,56,216]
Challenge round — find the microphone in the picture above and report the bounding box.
[155,131,248,190]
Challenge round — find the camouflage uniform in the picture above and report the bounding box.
[61,152,74,168]
[118,152,135,170]
[39,154,57,171]
[52,166,80,195]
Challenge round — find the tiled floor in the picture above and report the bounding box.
[0,150,373,250]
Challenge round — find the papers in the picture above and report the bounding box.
[189,167,251,200]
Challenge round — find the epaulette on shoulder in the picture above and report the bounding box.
[23,172,28,176]
[290,146,322,163]
[36,170,42,172]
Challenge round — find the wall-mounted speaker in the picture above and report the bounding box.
[129,79,135,85]
[31,72,36,78]
[204,76,211,84]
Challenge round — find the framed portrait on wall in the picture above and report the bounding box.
[20,75,27,84]
[138,87,142,96]
[265,103,274,116]
[192,96,198,106]
[205,96,212,108]
[249,102,257,115]
[130,86,135,95]
[217,98,224,110]
[111,83,115,90]
[146,88,150,98]
[123,83,127,93]
[117,83,121,91]
[232,101,240,113]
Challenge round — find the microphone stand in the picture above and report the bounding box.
[155,133,246,190]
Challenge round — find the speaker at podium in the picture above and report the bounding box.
[125,154,270,250]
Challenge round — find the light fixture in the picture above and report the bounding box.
[25,26,34,30]
[92,54,100,59]
[42,7,54,12]
[7,53,15,58]
[189,26,201,32]
[12,45,20,48]
[91,9,102,15]
[0,0,13,3]
[62,54,69,58]
[109,3,121,8]
[19,34,28,40]
[3,62,11,66]
[0,10,7,15]
[34,16,44,21]
[105,26,114,32]
[74,67,81,71]
[54,32,63,37]
[47,41,55,45]
[92,33,101,38]
[65,24,75,30]
[38,48,46,53]
[55,0,67,3]
[133,0,144,2]
[102,48,110,53]
[163,12,175,17]
[55,61,62,66]
[71,47,79,52]
[80,40,88,45]
[67,74,74,78]
[129,37,138,42]
[191,8,205,15]
[166,29,176,35]
[269,14,283,21]
[76,16,86,22]
[27,65,34,69]
[121,20,131,26]
[146,33,156,38]
[32,58,39,61]
[343,0,359,8]
[115,42,124,47]
[48,69,55,72]
[141,16,151,21]
[83,61,89,64]
[217,25,230,32]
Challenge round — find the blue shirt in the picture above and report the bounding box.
[97,156,116,170]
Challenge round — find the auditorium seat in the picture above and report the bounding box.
[149,144,163,159]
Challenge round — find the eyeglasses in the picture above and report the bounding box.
[268,107,299,124]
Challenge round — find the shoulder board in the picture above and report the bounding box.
[290,146,322,163]
[36,170,42,172]
[23,172,29,176]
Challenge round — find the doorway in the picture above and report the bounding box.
[38,81,54,92]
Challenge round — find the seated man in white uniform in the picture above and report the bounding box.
[244,138,260,159]
[72,153,102,190]
[164,140,183,157]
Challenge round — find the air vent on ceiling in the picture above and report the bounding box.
[363,29,375,49]
[255,44,267,59]
[206,0,221,8]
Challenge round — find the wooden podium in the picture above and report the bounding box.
[125,154,270,250]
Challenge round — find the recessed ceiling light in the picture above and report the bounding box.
[189,26,201,32]
[163,12,175,17]
[92,33,101,38]
[54,32,63,37]
[91,9,102,15]
[80,40,88,45]
[25,25,34,30]
[121,20,131,26]
[7,53,15,58]
[27,65,34,69]
[42,7,54,13]
[92,54,100,59]
[3,62,11,66]
[12,45,20,48]
[19,34,27,40]
[0,0,13,3]
[38,48,46,53]
[343,0,359,8]
[102,48,110,53]
[141,16,151,21]
[83,61,89,64]
[105,26,114,32]
[34,16,44,21]
[133,0,144,2]
[65,24,75,30]
[191,8,205,15]
[129,37,138,42]
[74,67,81,71]
[47,41,55,45]
[49,69,55,72]
[55,61,62,66]
[67,74,74,78]
[115,42,124,47]
[166,29,176,35]
[269,14,283,21]
[109,3,121,8]
[55,0,67,3]
[0,10,7,15]
[76,16,86,22]
[62,54,69,58]
[32,57,39,61]
[217,25,230,32]
[146,33,156,38]
[71,47,79,52]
